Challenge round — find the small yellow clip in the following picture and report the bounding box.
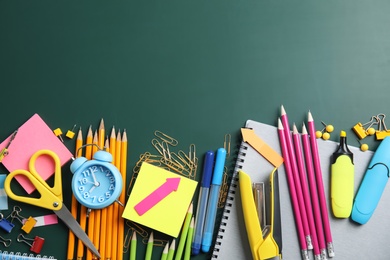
[21,217,37,234]
[375,114,390,140]
[352,116,379,140]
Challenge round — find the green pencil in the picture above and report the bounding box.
[167,239,176,260]
[130,232,137,260]
[145,231,154,260]
[161,242,169,260]
[174,203,193,260]
[184,216,195,260]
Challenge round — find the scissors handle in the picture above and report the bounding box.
[28,149,63,199]
[4,149,64,211]
[4,169,63,210]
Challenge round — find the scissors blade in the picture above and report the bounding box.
[55,206,100,258]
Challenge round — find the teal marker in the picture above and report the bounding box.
[201,148,226,253]
[331,130,354,218]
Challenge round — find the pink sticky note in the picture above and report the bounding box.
[0,114,73,193]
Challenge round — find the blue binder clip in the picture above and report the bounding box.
[351,136,390,224]
[0,213,15,233]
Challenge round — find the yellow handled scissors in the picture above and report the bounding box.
[4,149,100,258]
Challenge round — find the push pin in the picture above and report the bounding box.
[53,128,64,142]
[315,121,334,140]
[356,139,369,152]
[66,125,77,139]
[17,233,45,254]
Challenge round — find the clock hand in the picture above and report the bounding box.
[89,185,96,193]
[91,172,100,186]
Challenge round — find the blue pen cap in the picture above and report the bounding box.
[201,150,215,188]
[211,148,227,185]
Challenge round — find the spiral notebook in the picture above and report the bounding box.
[212,119,390,259]
[0,251,56,259]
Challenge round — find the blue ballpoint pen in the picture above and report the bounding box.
[201,148,227,253]
[191,150,215,255]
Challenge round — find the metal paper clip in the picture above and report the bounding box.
[0,213,15,233]
[154,130,178,146]
[224,134,231,158]
[375,114,390,140]
[0,236,11,247]
[17,233,45,254]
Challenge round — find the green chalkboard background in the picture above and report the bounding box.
[1,0,390,259]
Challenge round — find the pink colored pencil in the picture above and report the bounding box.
[281,106,312,250]
[307,111,334,257]
[301,123,327,259]
[292,124,320,259]
[277,119,309,260]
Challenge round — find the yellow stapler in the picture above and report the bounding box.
[239,168,282,260]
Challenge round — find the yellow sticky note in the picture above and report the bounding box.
[123,162,197,237]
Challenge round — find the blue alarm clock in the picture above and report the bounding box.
[70,150,123,209]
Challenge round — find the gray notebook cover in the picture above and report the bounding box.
[213,120,390,259]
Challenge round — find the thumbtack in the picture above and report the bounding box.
[53,128,64,142]
[357,139,369,152]
[66,125,77,139]
[315,121,334,140]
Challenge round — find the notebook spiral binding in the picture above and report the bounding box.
[212,142,248,258]
[0,251,57,260]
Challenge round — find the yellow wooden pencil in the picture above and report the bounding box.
[77,128,86,260]
[106,127,116,260]
[113,130,121,260]
[99,134,109,260]
[92,130,101,253]
[67,127,83,260]
[85,126,94,260]
[117,129,127,260]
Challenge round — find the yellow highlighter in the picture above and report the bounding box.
[331,130,354,218]
[239,169,282,260]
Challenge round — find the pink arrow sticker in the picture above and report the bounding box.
[134,177,181,216]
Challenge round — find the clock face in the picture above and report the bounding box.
[72,163,121,209]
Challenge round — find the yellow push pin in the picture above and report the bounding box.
[66,125,77,139]
[322,132,331,140]
[357,139,369,152]
[316,121,334,140]
[53,128,64,142]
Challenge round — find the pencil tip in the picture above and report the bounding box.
[292,123,298,134]
[308,111,313,121]
[277,118,283,129]
[281,105,286,115]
